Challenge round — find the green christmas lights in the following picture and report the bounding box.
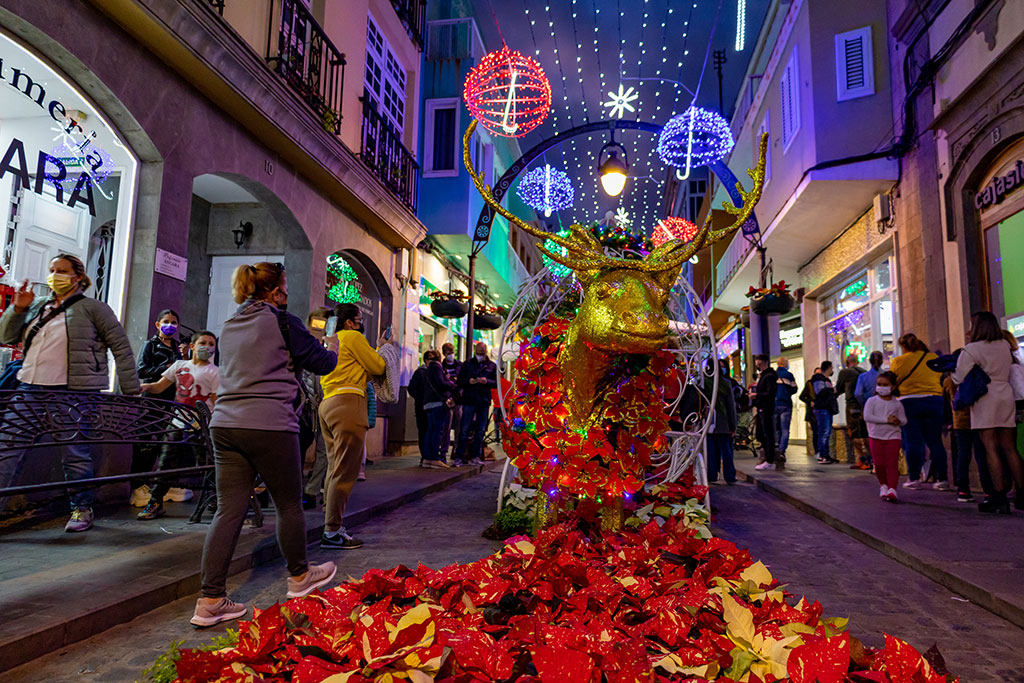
[326,253,360,304]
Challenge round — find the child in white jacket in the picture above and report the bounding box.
[863,371,907,502]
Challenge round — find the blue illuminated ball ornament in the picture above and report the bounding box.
[657,106,735,169]
[516,164,574,218]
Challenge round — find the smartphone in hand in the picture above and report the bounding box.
[324,316,338,337]
[383,324,392,341]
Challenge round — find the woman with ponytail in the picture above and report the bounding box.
[191,261,340,628]
[0,253,139,532]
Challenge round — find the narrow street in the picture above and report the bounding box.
[8,469,1022,683]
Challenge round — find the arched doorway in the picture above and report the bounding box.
[325,248,393,339]
[188,173,313,338]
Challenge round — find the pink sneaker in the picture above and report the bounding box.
[190,597,247,627]
[287,562,337,598]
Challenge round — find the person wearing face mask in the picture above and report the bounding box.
[863,371,907,502]
[129,309,184,507]
[439,342,462,460]
[0,253,140,532]
[193,262,339,628]
[318,303,390,550]
[137,331,220,520]
[454,342,498,466]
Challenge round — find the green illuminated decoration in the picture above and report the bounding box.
[541,228,572,280]
[326,253,359,304]
[842,279,867,299]
[845,341,869,362]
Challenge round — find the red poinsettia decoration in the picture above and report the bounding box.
[503,314,673,499]
[746,280,791,299]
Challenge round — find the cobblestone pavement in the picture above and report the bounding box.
[10,471,1024,682]
[711,481,1024,683]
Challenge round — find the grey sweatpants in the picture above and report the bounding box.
[200,427,308,598]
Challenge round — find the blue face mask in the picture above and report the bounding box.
[194,346,213,361]
[159,323,178,337]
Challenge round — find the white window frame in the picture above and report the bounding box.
[364,14,407,134]
[757,110,772,185]
[423,98,460,178]
[779,50,801,152]
[835,26,874,101]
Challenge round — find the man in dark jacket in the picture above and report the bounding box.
[810,361,839,463]
[420,349,455,468]
[774,357,798,459]
[707,360,738,483]
[439,342,462,460]
[454,341,497,466]
[835,353,869,468]
[407,354,430,464]
[752,354,779,470]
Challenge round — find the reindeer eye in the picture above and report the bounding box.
[595,283,614,299]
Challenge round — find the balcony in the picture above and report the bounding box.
[265,0,347,135]
[360,95,419,211]
[391,0,428,52]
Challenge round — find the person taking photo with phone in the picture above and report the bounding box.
[318,303,391,550]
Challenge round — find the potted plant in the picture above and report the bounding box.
[746,280,795,316]
[429,289,469,318]
[474,303,505,330]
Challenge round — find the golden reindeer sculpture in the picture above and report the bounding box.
[464,121,767,429]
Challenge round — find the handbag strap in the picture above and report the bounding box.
[896,352,927,388]
[23,293,85,354]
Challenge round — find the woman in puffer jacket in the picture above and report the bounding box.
[0,253,139,532]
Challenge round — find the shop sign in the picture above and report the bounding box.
[780,326,803,349]
[154,248,187,281]
[1005,312,1024,339]
[975,159,1024,210]
[0,59,113,216]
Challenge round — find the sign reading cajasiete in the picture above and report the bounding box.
[975,159,1024,211]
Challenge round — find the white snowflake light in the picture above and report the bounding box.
[603,84,639,119]
[614,207,632,229]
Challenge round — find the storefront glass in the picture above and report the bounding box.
[819,255,898,368]
[0,31,138,317]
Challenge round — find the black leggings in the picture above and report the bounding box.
[200,427,308,598]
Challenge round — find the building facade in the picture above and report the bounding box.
[0,0,430,455]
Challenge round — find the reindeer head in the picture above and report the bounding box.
[558,236,686,355]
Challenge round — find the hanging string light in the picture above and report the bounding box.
[463,46,552,138]
[517,164,575,218]
[736,0,747,51]
[657,106,734,169]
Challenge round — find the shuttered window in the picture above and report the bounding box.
[779,50,800,151]
[757,111,772,184]
[835,27,874,101]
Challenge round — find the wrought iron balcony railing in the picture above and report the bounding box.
[208,0,225,15]
[360,95,419,211]
[391,0,428,52]
[266,0,346,135]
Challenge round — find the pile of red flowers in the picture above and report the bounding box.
[745,281,791,299]
[171,489,954,682]
[503,315,673,499]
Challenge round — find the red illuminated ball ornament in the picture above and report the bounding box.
[463,46,552,138]
[652,217,699,247]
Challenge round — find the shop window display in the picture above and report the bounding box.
[0,31,139,317]
[820,256,897,367]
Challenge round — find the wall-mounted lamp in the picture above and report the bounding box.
[233,221,253,249]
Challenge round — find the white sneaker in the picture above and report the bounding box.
[287,562,338,598]
[130,485,151,507]
[468,457,485,466]
[885,487,899,502]
[163,487,194,502]
[932,481,952,491]
[879,485,888,498]
[902,480,923,489]
[754,461,774,471]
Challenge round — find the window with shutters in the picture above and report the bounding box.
[424,98,459,177]
[365,15,407,133]
[779,50,800,152]
[835,27,874,101]
[757,111,772,185]
[686,179,707,223]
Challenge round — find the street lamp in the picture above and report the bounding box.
[598,140,628,197]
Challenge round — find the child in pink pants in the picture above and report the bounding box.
[863,371,907,502]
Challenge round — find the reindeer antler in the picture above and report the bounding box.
[461,123,768,273]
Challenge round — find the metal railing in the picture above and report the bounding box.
[208,0,225,15]
[267,0,347,135]
[360,95,419,210]
[715,233,755,298]
[391,0,428,52]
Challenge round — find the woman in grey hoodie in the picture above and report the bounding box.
[191,261,339,628]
